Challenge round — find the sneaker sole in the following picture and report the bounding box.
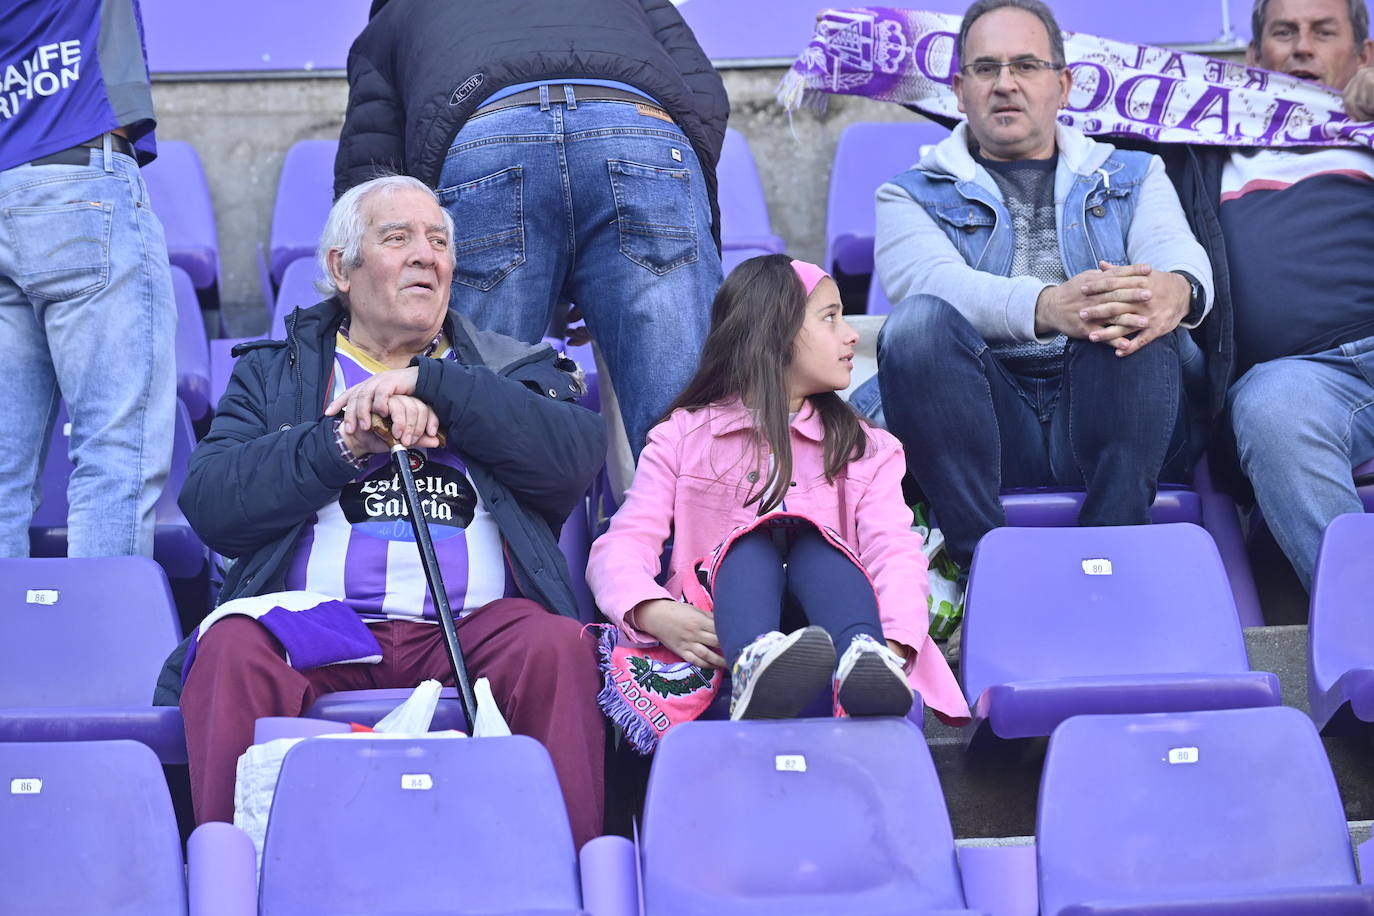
[838,654,914,718]
[731,627,835,720]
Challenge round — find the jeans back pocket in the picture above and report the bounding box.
[6,200,113,301]
[607,159,698,275]
[438,166,525,292]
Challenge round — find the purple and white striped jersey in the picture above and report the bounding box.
[283,333,518,621]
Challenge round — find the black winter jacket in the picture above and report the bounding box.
[153,298,606,704]
[336,0,730,247]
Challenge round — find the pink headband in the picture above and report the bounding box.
[790,259,830,296]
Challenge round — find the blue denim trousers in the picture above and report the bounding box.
[872,295,1194,567]
[0,147,177,557]
[437,89,721,456]
[1229,335,1374,589]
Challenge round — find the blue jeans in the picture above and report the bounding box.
[0,147,177,557]
[875,295,1194,567]
[437,88,721,456]
[1229,336,1374,590]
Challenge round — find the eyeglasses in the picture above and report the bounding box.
[960,58,1064,81]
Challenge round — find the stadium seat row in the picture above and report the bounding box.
[5,704,1372,914]
[10,515,1374,762]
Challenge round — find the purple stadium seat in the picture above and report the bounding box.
[0,740,187,914]
[187,735,605,915]
[172,265,212,422]
[143,139,221,296]
[722,245,781,275]
[272,256,325,335]
[824,121,948,279]
[998,455,1263,628]
[962,523,1280,741]
[1040,707,1374,915]
[269,139,338,286]
[304,688,468,732]
[0,558,187,762]
[719,128,785,255]
[1308,513,1374,733]
[1356,458,1374,510]
[30,399,207,581]
[637,718,999,914]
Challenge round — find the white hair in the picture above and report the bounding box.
[315,174,457,298]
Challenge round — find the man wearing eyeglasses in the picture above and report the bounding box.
[870,0,1214,573]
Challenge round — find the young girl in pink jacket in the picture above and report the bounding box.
[586,255,968,728]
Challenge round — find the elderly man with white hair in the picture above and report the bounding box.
[163,174,608,848]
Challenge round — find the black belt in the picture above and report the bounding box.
[472,85,666,117]
[27,133,136,168]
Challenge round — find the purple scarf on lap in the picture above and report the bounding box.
[776,7,1374,149]
[183,591,383,683]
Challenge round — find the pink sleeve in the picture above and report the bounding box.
[585,416,681,644]
[852,433,931,654]
[854,431,970,723]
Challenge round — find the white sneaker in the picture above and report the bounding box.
[835,634,913,717]
[729,626,836,721]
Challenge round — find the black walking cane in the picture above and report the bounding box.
[370,416,479,729]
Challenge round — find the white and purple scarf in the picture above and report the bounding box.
[776,7,1374,149]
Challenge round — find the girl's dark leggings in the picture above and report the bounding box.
[711,526,884,669]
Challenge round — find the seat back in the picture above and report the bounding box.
[0,740,186,915]
[143,139,220,293]
[269,139,338,284]
[30,399,204,578]
[642,718,965,914]
[962,524,1248,705]
[273,256,326,335]
[1309,513,1374,709]
[718,128,784,253]
[171,265,211,421]
[259,735,581,915]
[0,557,181,706]
[824,121,948,277]
[1039,707,1357,914]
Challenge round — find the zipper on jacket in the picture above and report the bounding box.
[287,309,305,425]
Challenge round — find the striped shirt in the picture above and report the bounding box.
[282,333,518,621]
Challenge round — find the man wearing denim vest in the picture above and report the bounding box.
[869,0,1215,570]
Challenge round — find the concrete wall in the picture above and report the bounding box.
[150,69,921,334]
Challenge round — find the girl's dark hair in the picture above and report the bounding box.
[663,253,871,513]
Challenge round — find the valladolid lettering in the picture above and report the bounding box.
[777,7,1374,149]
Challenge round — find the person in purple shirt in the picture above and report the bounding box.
[0,0,176,560]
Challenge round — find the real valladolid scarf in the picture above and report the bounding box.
[777,7,1374,149]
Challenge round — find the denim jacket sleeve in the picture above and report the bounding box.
[1124,155,1216,329]
[412,355,607,527]
[874,180,1050,344]
[178,349,364,558]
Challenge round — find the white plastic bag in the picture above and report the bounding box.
[372,678,442,733]
[472,677,512,737]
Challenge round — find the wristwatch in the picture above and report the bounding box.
[1173,270,1206,325]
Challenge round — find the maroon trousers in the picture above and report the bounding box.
[180,598,605,848]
